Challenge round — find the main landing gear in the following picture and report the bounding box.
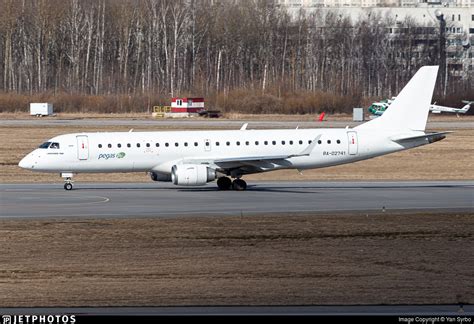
[62,172,74,190]
[217,177,247,191]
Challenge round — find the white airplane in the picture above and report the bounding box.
[430,101,472,115]
[369,98,472,116]
[19,66,448,191]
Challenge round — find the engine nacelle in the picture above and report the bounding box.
[150,171,172,182]
[171,164,216,186]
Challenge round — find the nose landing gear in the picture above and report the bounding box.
[61,172,74,190]
[64,182,73,190]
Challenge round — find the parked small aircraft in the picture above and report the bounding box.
[369,98,472,117]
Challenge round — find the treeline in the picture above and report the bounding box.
[0,0,471,114]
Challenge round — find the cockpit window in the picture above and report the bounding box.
[38,142,60,149]
[39,142,51,149]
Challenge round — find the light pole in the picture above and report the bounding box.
[435,9,447,96]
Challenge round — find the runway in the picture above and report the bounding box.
[1,181,473,219]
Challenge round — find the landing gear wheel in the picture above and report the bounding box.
[232,179,247,191]
[217,177,232,190]
[64,183,73,191]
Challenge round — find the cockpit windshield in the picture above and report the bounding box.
[39,142,51,149]
[38,142,60,149]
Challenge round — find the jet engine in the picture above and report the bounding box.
[171,164,216,186]
[149,171,172,182]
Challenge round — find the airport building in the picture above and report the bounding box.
[277,0,474,81]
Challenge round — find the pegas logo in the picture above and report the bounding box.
[98,152,126,160]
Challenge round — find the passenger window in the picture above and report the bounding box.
[281,141,285,145]
[155,143,159,147]
[194,142,198,146]
[299,140,303,145]
[317,140,322,144]
[136,143,140,148]
[175,143,179,147]
[127,143,131,148]
[98,144,102,148]
[272,141,276,145]
[205,142,210,146]
[216,142,220,146]
[289,140,293,145]
[245,141,249,145]
[255,141,259,145]
[264,141,268,145]
[337,140,341,144]
[327,140,331,144]
[308,140,312,144]
[39,142,51,149]
[117,144,121,148]
[226,141,230,146]
[146,143,150,147]
[165,143,169,147]
[108,144,112,148]
[236,141,240,146]
[184,142,188,147]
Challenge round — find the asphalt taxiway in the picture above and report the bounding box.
[1,181,472,219]
[1,118,473,129]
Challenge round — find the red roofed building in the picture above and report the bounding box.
[171,97,205,113]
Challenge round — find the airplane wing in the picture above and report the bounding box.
[214,134,321,164]
[183,135,321,170]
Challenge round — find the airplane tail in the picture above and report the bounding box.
[357,66,439,131]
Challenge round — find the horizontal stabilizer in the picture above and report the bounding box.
[391,131,451,144]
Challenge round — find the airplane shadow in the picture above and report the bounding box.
[66,183,470,193]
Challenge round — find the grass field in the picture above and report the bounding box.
[1,123,473,183]
[0,212,472,306]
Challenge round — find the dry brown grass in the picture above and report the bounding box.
[1,124,473,183]
[0,212,472,306]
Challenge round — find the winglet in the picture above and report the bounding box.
[289,135,321,157]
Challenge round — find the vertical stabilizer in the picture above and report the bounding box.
[357,66,439,131]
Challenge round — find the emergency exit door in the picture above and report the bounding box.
[347,131,358,155]
[76,135,89,160]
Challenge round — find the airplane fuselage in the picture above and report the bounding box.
[19,128,418,175]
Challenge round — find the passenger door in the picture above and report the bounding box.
[76,135,89,160]
[347,131,358,155]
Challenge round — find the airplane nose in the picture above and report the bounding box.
[18,154,33,169]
